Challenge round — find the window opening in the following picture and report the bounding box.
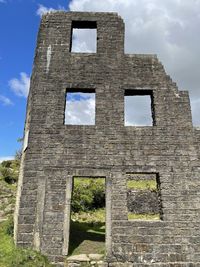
[68,177,105,256]
[70,21,97,53]
[124,90,155,126]
[64,89,95,125]
[126,173,162,220]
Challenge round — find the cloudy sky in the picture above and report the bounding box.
[0,0,200,161]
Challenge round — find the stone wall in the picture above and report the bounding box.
[14,11,200,266]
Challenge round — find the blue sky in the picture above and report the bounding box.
[1,0,200,161]
[0,0,70,161]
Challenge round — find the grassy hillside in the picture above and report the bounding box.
[0,218,53,267]
[0,160,19,222]
[0,160,54,267]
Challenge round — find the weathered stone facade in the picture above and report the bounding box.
[14,11,200,266]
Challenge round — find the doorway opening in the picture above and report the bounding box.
[68,177,106,256]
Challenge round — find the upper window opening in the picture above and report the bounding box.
[64,89,95,125]
[124,90,155,126]
[70,21,97,53]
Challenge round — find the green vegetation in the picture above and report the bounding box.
[128,213,160,220]
[0,160,54,266]
[72,178,105,212]
[0,218,53,267]
[71,208,105,224]
[69,209,105,255]
[127,179,157,190]
[0,159,20,184]
[0,160,18,219]
[69,221,105,255]
[70,178,106,255]
[127,179,160,221]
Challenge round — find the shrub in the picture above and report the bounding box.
[1,161,13,168]
[5,216,14,236]
[0,218,53,267]
[71,178,105,213]
[0,160,19,184]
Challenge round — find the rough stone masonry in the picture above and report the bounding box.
[14,11,200,266]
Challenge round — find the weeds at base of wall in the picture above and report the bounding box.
[0,217,54,267]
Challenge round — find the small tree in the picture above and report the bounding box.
[71,178,105,213]
[15,137,23,161]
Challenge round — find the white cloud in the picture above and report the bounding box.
[71,29,97,52]
[36,4,56,17]
[0,156,14,163]
[0,95,13,106]
[69,0,200,125]
[190,97,200,126]
[36,4,65,18]
[125,95,152,126]
[65,93,95,125]
[9,72,30,98]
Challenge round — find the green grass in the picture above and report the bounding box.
[0,178,17,191]
[0,218,54,267]
[69,178,106,256]
[127,180,160,221]
[68,221,105,256]
[69,209,105,256]
[71,208,105,224]
[74,177,105,187]
[0,179,16,219]
[0,160,18,218]
[127,180,157,190]
[128,213,160,220]
[0,160,54,266]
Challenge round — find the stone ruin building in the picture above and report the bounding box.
[14,11,200,267]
